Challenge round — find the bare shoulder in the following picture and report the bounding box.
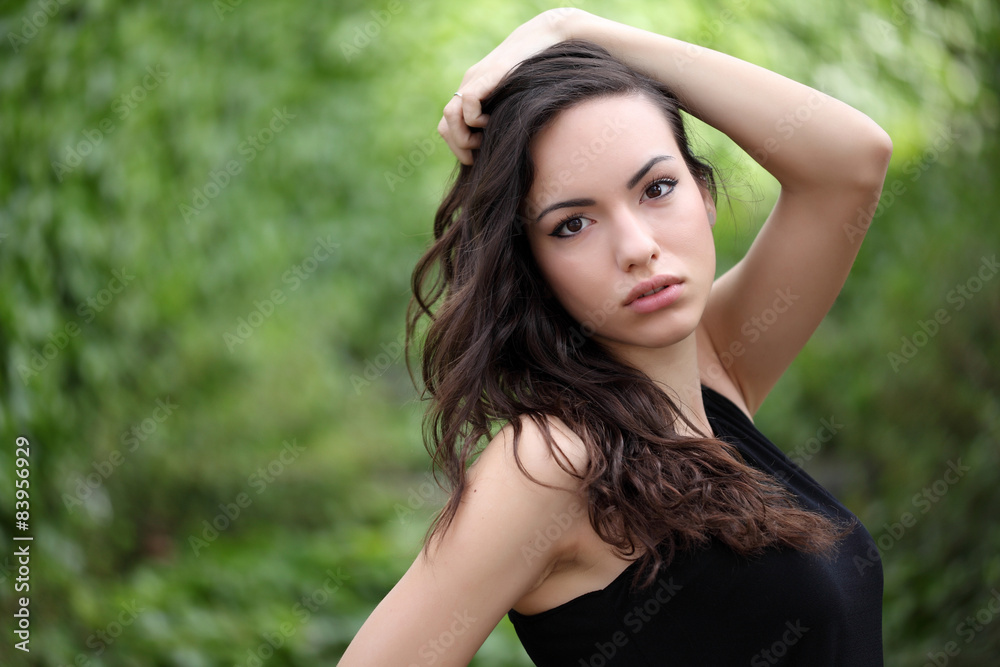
[421,412,592,575]
[470,413,590,490]
[338,415,591,665]
[464,413,593,578]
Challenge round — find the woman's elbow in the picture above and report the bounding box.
[858,126,894,190]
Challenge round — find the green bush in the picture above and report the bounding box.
[0,0,997,664]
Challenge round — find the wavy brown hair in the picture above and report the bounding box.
[407,40,849,588]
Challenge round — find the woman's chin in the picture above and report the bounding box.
[592,323,700,356]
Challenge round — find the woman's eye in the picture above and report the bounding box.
[642,178,678,201]
[551,216,590,237]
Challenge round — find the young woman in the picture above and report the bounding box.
[340,8,891,665]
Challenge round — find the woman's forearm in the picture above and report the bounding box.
[564,10,892,192]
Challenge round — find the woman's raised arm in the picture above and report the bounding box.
[441,9,893,414]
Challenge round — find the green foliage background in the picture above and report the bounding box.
[0,0,998,664]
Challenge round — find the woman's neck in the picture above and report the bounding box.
[599,330,712,438]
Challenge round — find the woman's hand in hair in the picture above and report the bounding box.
[439,8,585,165]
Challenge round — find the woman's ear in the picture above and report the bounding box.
[702,187,717,228]
[696,172,716,228]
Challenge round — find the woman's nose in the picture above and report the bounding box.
[613,208,660,272]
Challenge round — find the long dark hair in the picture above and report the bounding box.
[407,40,847,587]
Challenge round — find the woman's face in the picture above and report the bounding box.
[524,93,717,355]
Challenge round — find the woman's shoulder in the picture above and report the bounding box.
[472,413,590,493]
[427,414,591,599]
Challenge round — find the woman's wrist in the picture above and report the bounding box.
[561,8,609,47]
[562,11,688,90]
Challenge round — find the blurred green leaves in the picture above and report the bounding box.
[0,0,998,665]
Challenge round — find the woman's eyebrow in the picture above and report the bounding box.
[533,155,676,223]
[626,155,674,189]
[532,198,595,223]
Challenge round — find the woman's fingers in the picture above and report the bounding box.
[457,77,491,128]
[439,93,486,166]
[439,97,472,165]
[438,9,579,163]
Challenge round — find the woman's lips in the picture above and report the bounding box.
[626,282,684,314]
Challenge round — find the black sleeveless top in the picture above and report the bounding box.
[507,385,883,665]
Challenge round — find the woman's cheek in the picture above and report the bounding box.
[545,266,601,323]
